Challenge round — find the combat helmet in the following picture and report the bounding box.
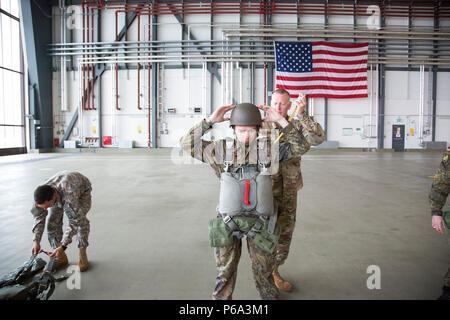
[229,103,262,127]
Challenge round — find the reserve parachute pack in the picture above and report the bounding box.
[208,140,280,254]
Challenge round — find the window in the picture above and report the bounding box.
[0,0,25,153]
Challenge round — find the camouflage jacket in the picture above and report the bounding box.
[262,113,325,194]
[31,171,92,242]
[429,151,450,216]
[179,119,310,178]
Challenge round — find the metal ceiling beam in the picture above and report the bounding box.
[166,3,222,84]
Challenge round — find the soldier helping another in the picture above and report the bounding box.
[261,89,325,292]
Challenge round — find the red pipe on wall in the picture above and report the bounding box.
[114,11,120,110]
[137,13,142,110]
[86,2,91,110]
[91,5,96,110]
[148,8,151,148]
[82,0,86,110]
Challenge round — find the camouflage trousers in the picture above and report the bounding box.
[445,231,450,287]
[212,237,279,300]
[273,191,298,266]
[47,192,91,249]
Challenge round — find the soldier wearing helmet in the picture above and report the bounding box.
[180,103,310,300]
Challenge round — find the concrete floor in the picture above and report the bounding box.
[0,149,448,300]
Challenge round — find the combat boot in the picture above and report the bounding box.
[272,266,293,292]
[437,286,450,300]
[78,248,88,272]
[55,251,68,270]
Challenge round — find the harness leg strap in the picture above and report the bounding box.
[223,215,244,240]
[267,201,278,235]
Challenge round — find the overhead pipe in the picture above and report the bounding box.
[71,2,450,19]
[48,41,450,52]
[54,1,450,22]
[222,27,450,37]
[74,54,450,66]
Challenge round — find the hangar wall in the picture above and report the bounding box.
[49,5,450,149]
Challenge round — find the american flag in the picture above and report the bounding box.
[274,41,369,99]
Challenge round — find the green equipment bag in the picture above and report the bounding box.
[443,211,450,229]
[208,218,233,248]
[250,221,281,254]
[208,217,281,254]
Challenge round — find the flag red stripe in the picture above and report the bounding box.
[290,93,369,99]
[313,58,368,65]
[312,41,369,49]
[276,75,367,82]
[312,67,367,73]
[277,84,367,91]
[312,50,367,57]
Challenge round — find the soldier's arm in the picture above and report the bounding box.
[276,121,311,162]
[297,113,326,146]
[429,154,450,216]
[179,119,216,164]
[31,205,47,243]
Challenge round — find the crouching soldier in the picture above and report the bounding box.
[180,103,309,300]
[31,171,92,272]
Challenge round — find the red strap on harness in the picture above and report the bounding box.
[244,179,251,206]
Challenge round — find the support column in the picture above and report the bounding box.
[20,0,53,149]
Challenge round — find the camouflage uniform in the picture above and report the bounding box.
[429,150,450,287]
[262,113,325,266]
[31,171,92,249]
[180,119,309,300]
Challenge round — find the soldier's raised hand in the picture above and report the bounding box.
[208,105,235,124]
[295,93,307,116]
[257,105,283,123]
